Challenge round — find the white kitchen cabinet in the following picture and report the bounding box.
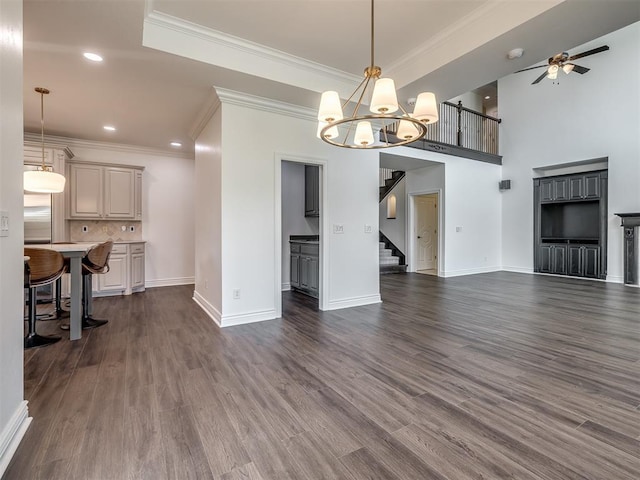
[93,242,145,296]
[68,162,143,220]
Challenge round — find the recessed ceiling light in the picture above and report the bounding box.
[103,125,116,131]
[485,95,491,100]
[170,142,182,147]
[83,52,103,62]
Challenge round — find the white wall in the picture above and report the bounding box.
[281,161,319,288]
[193,107,223,320]
[379,177,406,254]
[0,0,30,475]
[60,141,196,287]
[499,21,640,281]
[192,93,381,326]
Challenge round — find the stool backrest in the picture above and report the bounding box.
[83,241,113,274]
[24,248,66,287]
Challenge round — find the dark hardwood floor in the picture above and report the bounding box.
[4,272,640,479]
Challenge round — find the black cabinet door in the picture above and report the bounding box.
[569,177,584,200]
[290,254,300,288]
[300,256,309,288]
[539,245,553,273]
[304,166,320,217]
[540,179,554,202]
[583,246,600,278]
[568,246,583,276]
[552,245,567,274]
[554,178,568,201]
[584,173,600,199]
[308,256,319,295]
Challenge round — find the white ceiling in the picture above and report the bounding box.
[23,0,640,154]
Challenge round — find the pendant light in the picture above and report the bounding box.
[24,87,66,193]
[317,0,438,149]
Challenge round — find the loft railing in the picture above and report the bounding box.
[379,167,394,187]
[389,101,502,156]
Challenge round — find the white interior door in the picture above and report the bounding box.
[415,194,438,271]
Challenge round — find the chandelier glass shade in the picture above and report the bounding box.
[24,87,66,194]
[317,0,438,149]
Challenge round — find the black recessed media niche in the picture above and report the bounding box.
[533,170,608,279]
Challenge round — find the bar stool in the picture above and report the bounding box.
[24,248,65,349]
[81,241,113,329]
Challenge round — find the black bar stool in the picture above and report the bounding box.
[24,248,66,349]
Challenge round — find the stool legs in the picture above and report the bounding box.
[81,274,107,329]
[25,286,61,349]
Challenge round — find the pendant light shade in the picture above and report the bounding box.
[562,64,575,74]
[354,121,374,146]
[317,121,339,140]
[396,119,421,140]
[23,87,66,194]
[318,91,344,122]
[370,78,398,114]
[24,169,66,193]
[547,64,559,80]
[412,92,438,123]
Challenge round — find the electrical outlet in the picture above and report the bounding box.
[456,226,463,233]
[0,211,9,237]
[121,225,126,232]
[102,226,108,233]
[82,225,88,233]
[129,225,135,232]
[233,289,241,299]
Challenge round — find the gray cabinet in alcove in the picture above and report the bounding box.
[304,165,320,217]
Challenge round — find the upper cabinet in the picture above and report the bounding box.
[540,172,602,203]
[304,165,320,217]
[68,162,144,220]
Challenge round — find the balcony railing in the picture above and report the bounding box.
[389,101,501,157]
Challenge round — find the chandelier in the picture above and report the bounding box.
[317,0,438,149]
[23,87,66,193]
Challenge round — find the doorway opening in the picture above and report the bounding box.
[274,155,328,318]
[408,191,441,276]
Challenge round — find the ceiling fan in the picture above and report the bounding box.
[515,45,609,84]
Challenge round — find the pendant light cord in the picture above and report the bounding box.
[40,89,45,170]
[370,0,374,69]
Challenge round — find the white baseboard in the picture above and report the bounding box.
[281,282,291,291]
[221,309,277,327]
[606,275,624,284]
[0,401,32,478]
[441,266,501,278]
[501,266,535,274]
[192,290,222,327]
[327,294,382,310]
[146,276,195,288]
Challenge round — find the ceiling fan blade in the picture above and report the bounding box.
[570,64,590,74]
[532,71,548,85]
[568,45,609,61]
[514,64,547,73]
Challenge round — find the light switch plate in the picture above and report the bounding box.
[364,224,372,234]
[333,224,344,234]
[0,211,9,237]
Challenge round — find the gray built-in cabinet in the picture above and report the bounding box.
[290,240,319,298]
[533,170,607,279]
[304,165,320,217]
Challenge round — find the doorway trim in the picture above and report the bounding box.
[274,153,329,317]
[407,189,443,275]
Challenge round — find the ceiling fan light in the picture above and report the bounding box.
[563,64,575,74]
[317,121,339,140]
[370,78,398,114]
[412,92,438,123]
[318,91,343,122]
[354,121,374,146]
[396,120,420,140]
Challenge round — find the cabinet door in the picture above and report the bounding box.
[97,254,128,292]
[552,245,567,275]
[568,246,583,276]
[584,173,600,199]
[569,177,584,200]
[305,166,320,217]
[539,245,553,273]
[131,253,145,290]
[540,180,553,202]
[290,254,300,288]
[583,246,600,278]
[553,178,568,201]
[70,164,103,218]
[104,167,135,218]
[300,257,310,289]
[134,170,143,220]
[308,256,319,296]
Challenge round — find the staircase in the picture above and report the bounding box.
[379,234,407,274]
[380,169,405,202]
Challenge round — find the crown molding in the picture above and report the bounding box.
[188,88,221,141]
[24,132,193,160]
[143,1,360,98]
[215,88,317,123]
